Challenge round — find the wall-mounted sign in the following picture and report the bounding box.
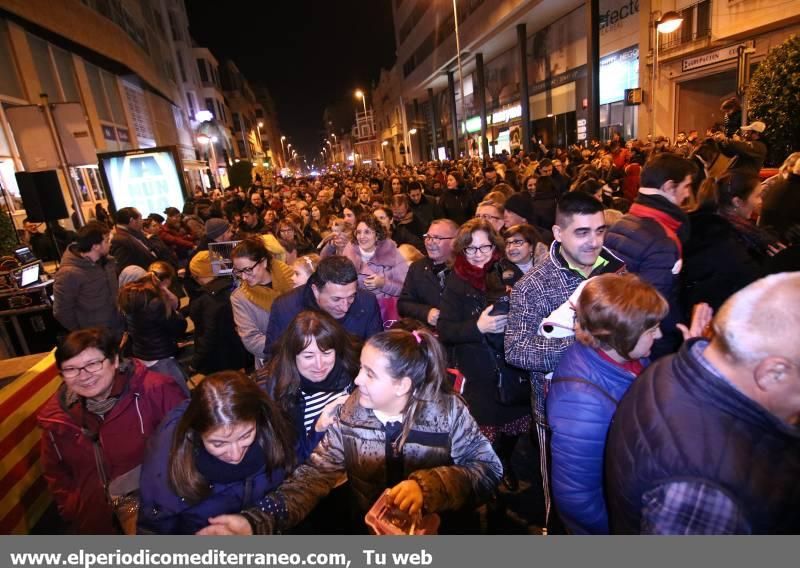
[682,43,747,73]
[624,88,642,105]
[577,118,587,141]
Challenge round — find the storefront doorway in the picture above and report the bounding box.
[677,70,737,136]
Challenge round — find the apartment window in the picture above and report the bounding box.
[51,47,80,102]
[100,70,125,124]
[197,59,209,83]
[168,11,181,42]
[186,92,196,118]
[659,0,712,51]
[177,54,187,82]
[232,112,241,132]
[205,97,215,115]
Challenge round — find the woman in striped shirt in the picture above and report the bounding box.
[257,310,360,458]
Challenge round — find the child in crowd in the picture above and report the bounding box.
[197,328,502,535]
[290,254,320,288]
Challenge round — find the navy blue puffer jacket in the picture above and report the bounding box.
[547,342,647,534]
[137,401,289,534]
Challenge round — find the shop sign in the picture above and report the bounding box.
[624,88,642,105]
[491,104,522,124]
[682,43,746,72]
[577,118,587,141]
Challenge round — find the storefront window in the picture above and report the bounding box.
[51,46,80,103]
[28,34,62,102]
[0,21,24,100]
[0,159,23,211]
[87,167,105,200]
[70,167,91,202]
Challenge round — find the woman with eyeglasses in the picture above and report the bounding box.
[499,224,548,291]
[230,238,295,369]
[37,327,186,534]
[438,218,532,492]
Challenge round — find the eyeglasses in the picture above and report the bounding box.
[279,227,295,234]
[475,213,502,222]
[61,358,107,379]
[464,244,494,255]
[505,239,528,248]
[232,259,263,277]
[423,234,454,243]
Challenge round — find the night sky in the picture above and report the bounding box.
[187,0,396,167]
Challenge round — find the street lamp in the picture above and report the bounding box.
[196,134,218,189]
[651,11,684,136]
[355,89,368,116]
[280,135,286,167]
[408,128,418,165]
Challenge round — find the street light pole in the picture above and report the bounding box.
[280,135,286,168]
[651,11,683,137]
[452,0,468,158]
[408,128,417,165]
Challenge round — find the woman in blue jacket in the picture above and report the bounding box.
[137,371,297,534]
[547,274,668,534]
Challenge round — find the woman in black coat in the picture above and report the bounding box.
[683,171,774,313]
[438,219,531,491]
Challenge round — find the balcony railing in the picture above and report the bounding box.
[659,0,712,52]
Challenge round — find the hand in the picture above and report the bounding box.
[314,394,348,432]
[767,242,788,257]
[195,514,252,535]
[427,308,440,326]
[363,274,385,291]
[387,480,424,516]
[477,305,508,334]
[677,302,714,341]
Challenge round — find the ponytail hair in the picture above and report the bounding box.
[365,328,451,451]
[696,171,760,213]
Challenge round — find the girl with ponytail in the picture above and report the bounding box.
[197,328,503,535]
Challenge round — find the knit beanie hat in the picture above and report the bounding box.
[189,251,215,280]
[504,193,535,224]
[118,265,147,288]
[205,217,230,241]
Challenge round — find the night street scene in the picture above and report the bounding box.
[0,0,799,537]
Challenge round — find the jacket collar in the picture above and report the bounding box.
[547,241,626,278]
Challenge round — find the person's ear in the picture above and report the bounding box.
[395,376,413,398]
[552,224,563,243]
[311,283,321,300]
[660,180,677,196]
[753,356,793,392]
[731,196,745,210]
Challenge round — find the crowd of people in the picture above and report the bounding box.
[39,124,800,535]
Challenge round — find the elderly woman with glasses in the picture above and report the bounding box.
[37,327,186,534]
[438,219,532,492]
[231,237,295,369]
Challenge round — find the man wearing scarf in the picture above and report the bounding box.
[605,153,698,359]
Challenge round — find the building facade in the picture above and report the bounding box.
[391,0,644,160]
[641,0,800,141]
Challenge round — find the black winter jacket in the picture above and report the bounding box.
[439,188,476,225]
[110,227,157,274]
[398,258,449,325]
[188,278,248,374]
[124,302,187,361]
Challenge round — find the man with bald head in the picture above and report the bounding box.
[605,273,800,534]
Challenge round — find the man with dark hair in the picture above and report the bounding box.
[505,192,625,531]
[54,221,123,338]
[605,152,697,358]
[407,181,440,229]
[263,256,382,355]
[110,207,156,274]
[538,158,568,195]
[715,121,768,175]
[239,204,266,235]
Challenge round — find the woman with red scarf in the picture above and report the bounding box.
[438,219,532,492]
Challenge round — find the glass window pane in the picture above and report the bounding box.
[85,63,111,121]
[101,70,124,124]
[28,34,62,102]
[51,46,80,102]
[0,22,24,99]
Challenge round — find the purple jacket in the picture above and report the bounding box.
[341,239,409,300]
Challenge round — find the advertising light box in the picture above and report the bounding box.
[97,146,188,217]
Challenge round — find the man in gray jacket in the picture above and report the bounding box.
[54,221,124,339]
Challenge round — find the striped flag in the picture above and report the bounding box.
[0,352,60,534]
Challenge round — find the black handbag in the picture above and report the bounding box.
[484,337,531,407]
